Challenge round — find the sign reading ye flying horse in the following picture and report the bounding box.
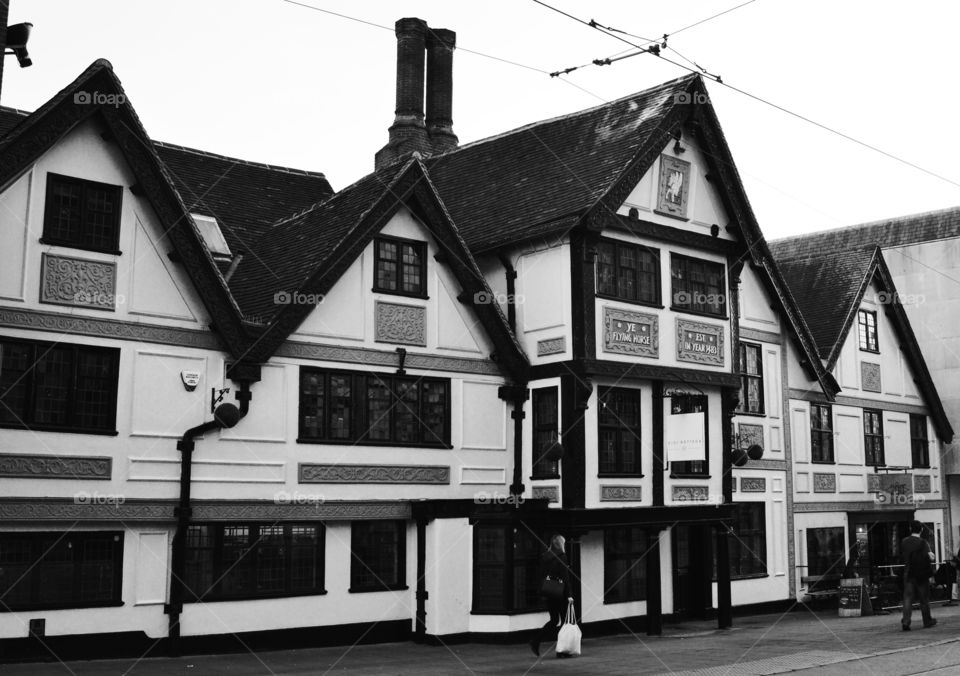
[603,308,658,358]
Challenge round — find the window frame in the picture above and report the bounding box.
[810,404,834,464]
[603,526,649,603]
[911,414,930,468]
[670,253,727,318]
[182,522,326,603]
[736,342,764,415]
[727,503,767,579]
[597,386,643,477]
[298,368,451,448]
[41,173,123,254]
[531,387,560,479]
[0,531,124,612]
[857,309,879,353]
[471,523,545,614]
[350,520,407,593]
[595,238,662,307]
[670,394,710,477]
[372,235,428,298]
[805,526,845,580]
[863,409,885,467]
[0,336,120,435]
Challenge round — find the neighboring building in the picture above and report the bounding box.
[769,241,954,602]
[771,209,960,551]
[0,11,951,661]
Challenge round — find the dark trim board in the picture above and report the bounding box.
[788,388,930,416]
[0,620,411,663]
[530,359,741,388]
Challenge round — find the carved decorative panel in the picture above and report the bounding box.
[299,463,449,484]
[914,474,932,494]
[0,499,171,521]
[374,301,426,346]
[867,474,881,492]
[602,307,659,357]
[532,486,559,503]
[738,423,764,449]
[537,337,566,356]
[676,319,724,366]
[40,254,117,310]
[0,453,111,479]
[813,473,837,493]
[656,154,691,219]
[740,477,766,493]
[192,500,411,522]
[861,362,882,393]
[672,485,709,502]
[600,485,642,501]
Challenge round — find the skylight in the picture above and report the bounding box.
[191,213,232,260]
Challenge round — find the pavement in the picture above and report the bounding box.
[5,602,960,675]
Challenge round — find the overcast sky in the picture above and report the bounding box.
[3,1,959,240]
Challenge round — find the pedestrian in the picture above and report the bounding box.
[944,542,960,606]
[530,534,573,657]
[901,520,937,630]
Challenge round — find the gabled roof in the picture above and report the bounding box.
[770,243,953,441]
[237,158,530,379]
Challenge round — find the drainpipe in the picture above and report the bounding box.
[497,254,517,333]
[165,382,249,653]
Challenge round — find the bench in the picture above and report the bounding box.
[801,574,842,601]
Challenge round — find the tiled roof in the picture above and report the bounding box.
[425,74,697,252]
[0,105,28,138]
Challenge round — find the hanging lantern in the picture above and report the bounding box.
[544,441,564,462]
[731,448,749,467]
[747,444,764,461]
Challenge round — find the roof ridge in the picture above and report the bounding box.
[0,105,31,117]
[154,140,328,179]
[428,73,697,160]
[770,204,960,245]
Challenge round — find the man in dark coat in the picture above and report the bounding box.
[901,520,936,630]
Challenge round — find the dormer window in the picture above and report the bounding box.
[373,236,427,297]
[42,173,122,254]
[192,213,232,262]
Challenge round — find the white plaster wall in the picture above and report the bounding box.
[738,265,781,332]
[514,243,572,364]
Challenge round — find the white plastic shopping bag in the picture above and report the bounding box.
[556,599,582,656]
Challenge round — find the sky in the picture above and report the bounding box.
[3,0,960,241]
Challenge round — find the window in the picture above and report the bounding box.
[532,387,560,479]
[810,404,834,463]
[0,337,119,434]
[806,527,845,581]
[863,409,884,466]
[472,524,544,613]
[737,343,764,414]
[857,310,878,352]
[43,174,122,253]
[728,504,767,578]
[351,521,405,592]
[596,239,660,305]
[183,523,324,602]
[299,368,449,446]
[373,236,427,297]
[603,527,649,603]
[911,414,929,468]
[670,394,709,476]
[597,387,642,475]
[671,254,726,316]
[0,531,123,611]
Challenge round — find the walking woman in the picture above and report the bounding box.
[530,534,573,657]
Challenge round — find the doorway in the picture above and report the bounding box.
[672,524,714,618]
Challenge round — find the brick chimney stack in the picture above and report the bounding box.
[375,18,458,170]
[425,28,458,154]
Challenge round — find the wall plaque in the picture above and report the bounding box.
[676,319,724,366]
[603,307,658,357]
[740,477,766,493]
[861,362,881,393]
[813,472,836,493]
[40,254,117,311]
[914,474,932,494]
[0,453,112,479]
[374,301,426,346]
[532,486,559,503]
[537,337,566,356]
[738,423,764,449]
[876,473,914,506]
[600,485,642,502]
[672,485,709,502]
[299,463,449,484]
[656,154,691,219]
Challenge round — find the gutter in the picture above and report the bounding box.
[165,380,250,653]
